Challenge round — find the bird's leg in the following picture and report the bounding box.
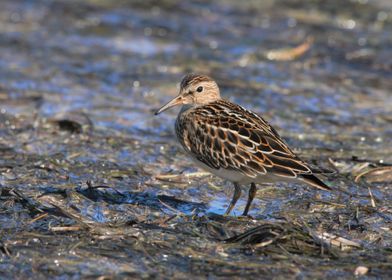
[225,183,241,215]
[242,183,257,216]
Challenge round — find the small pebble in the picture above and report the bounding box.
[354,266,369,276]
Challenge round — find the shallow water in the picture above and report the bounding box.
[1,0,392,278]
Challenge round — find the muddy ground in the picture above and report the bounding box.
[0,0,391,279]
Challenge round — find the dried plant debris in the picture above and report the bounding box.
[49,111,94,134]
[225,221,360,256]
[355,166,392,184]
[265,37,314,61]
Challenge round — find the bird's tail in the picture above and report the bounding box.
[309,165,336,174]
[300,174,331,191]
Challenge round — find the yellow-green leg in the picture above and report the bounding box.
[242,183,257,216]
[225,183,241,215]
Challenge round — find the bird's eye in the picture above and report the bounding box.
[196,86,203,92]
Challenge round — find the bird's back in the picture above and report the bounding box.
[175,99,330,190]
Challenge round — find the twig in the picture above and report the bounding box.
[368,186,376,208]
[158,198,185,215]
[50,226,82,232]
[29,212,48,224]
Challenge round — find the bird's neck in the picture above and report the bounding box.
[179,100,221,116]
[179,104,195,115]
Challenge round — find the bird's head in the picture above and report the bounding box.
[155,73,220,115]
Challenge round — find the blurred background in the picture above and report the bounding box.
[0,0,391,278]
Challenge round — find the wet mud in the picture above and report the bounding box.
[1,0,392,278]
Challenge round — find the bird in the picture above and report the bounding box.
[155,73,331,216]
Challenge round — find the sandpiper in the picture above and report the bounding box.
[155,73,330,216]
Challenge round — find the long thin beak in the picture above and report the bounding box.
[155,95,183,115]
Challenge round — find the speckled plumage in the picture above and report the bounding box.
[156,73,330,216]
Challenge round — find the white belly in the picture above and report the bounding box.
[177,128,302,186]
[188,154,293,186]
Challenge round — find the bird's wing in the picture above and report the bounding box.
[181,100,314,180]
